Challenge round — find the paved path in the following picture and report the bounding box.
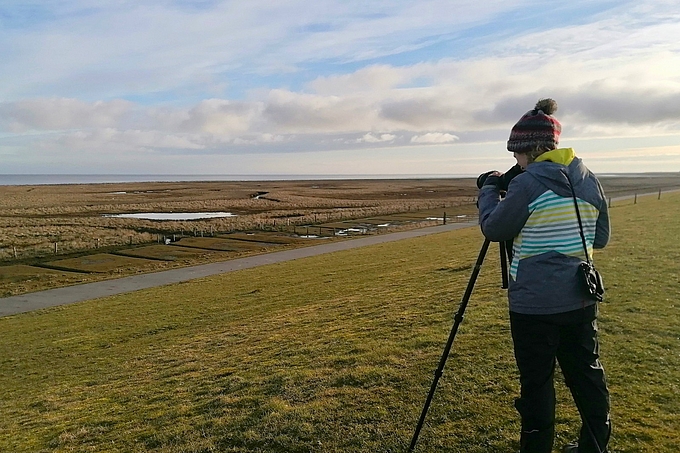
[0,222,477,317]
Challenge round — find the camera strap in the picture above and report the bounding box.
[564,172,592,264]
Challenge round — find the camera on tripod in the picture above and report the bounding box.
[476,163,524,191]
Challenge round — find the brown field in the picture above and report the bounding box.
[43,253,161,274]
[0,264,78,283]
[0,174,678,296]
[0,178,478,262]
[216,232,305,244]
[0,264,89,298]
[115,244,219,261]
[172,237,280,251]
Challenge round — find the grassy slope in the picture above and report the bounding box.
[0,194,678,452]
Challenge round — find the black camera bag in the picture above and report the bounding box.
[578,261,604,302]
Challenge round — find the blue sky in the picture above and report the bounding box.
[1,0,680,176]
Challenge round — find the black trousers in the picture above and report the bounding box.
[510,304,611,453]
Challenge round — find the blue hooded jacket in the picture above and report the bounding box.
[478,148,610,315]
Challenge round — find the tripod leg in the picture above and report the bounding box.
[500,241,509,289]
[408,239,491,452]
[568,385,608,453]
[505,239,513,264]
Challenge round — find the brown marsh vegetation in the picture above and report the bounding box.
[0,178,476,260]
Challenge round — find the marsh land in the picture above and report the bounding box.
[0,174,678,296]
[0,178,478,256]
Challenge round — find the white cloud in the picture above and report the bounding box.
[55,128,206,152]
[0,98,133,132]
[308,65,410,95]
[262,89,377,133]
[178,99,260,135]
[260,133,285,143]
[359,133,397,143]
[411,132,459,144]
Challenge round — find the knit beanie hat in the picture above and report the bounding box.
[507,98,561,152]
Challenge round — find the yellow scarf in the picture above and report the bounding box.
[534,148,575,166]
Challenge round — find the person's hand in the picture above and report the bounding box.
[476,170,502,188]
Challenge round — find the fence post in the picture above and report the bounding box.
[13,246,17,259]
[443,212,447,225]
[54,242,58,254]
[96,238,100,248]
[634,193,637,204]
[658,189,662,200]
[608,197,611,208]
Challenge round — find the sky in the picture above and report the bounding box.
[2,0,680,176]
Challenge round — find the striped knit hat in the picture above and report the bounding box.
[507,98,561,152]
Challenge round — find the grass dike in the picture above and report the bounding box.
[0,192,678,452]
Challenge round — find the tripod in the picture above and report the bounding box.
[407,238,607,453]
[408,238,512,452]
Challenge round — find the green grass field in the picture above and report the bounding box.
[0,193,678,452]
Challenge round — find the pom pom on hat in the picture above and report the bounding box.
[535,98,557,115]
[507,98,561,152]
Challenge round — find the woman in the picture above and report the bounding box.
[477,99,611,453]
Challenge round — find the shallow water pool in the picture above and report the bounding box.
[104,212,237,220]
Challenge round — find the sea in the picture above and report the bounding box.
[0,174,471,186]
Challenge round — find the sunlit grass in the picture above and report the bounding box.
[0,193,678,452]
